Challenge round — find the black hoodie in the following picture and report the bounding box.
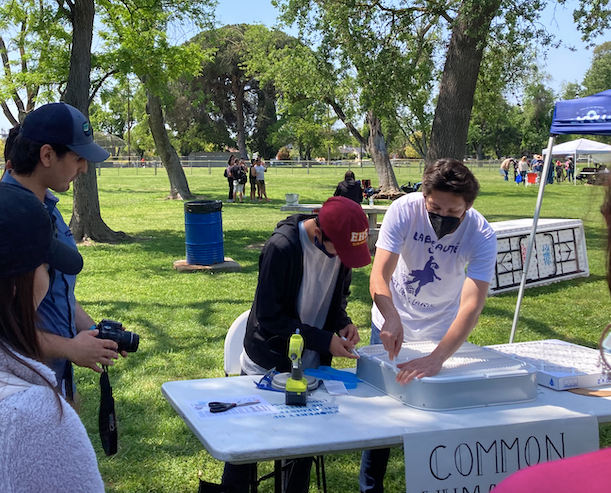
[243,214,353,372]
[334,179,363,204]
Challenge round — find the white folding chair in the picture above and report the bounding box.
[224,309,250,376]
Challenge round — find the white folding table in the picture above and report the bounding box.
[162,373,611,466]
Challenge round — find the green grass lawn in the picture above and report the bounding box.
[59,165,611,492]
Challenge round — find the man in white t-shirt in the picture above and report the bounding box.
[254,157,269,201]
[360,158,497,493]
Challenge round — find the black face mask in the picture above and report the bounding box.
[428,211,461,240]
[314,236,335,258]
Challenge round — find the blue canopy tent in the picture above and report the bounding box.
[510,89,611,343]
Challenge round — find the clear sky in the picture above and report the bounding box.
[0,0,602,133]
[538,1,595,92]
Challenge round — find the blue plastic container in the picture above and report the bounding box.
[184,200,224,265]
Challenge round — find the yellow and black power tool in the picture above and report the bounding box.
[285,329,308,406]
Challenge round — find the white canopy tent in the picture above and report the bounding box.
[542,138,611,156]
[542,138,611,184]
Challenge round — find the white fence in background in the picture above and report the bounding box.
[1,157,504,175]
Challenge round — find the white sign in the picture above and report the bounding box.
[403,414,599,493]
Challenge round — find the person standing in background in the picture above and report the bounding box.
[254,156,269,202]
[231,158,247,203]
[225,155,235,203]
[334,170,364,203]
[518,156,529,185]
[566,156,575,182]
[499,158,512,182]
[249,158,258,202]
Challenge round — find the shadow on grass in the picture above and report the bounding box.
[489,273,605,299]
[88,228,277,274]
[482,304,600,348]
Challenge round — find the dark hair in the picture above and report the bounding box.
[422,158,480,204]
[227,154,235,166]
[0,271,40,360]
[8,129,71,176]
[345,170,355,181]
[0,271,62,414]
[4,125,20,162]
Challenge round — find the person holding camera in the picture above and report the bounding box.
[2,103,125,408]
[0,182,104,492]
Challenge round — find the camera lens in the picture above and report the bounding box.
[120,331,139,353]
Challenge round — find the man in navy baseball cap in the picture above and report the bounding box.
[1,102,120,407]
[20,102,110,163]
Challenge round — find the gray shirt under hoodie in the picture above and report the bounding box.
[0,349,104,493]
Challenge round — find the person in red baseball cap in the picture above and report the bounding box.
[220,196,371,493]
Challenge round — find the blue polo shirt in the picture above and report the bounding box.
[1,172,78,387]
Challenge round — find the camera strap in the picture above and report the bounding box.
[99,366,118,456]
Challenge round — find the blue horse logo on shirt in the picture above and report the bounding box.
[405,256,441,296]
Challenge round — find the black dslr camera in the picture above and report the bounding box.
[95,319,139,353]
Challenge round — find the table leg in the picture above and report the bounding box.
[367,213,378,254]
[274,460,282,493]
[250,463,258,493]
[367,213,378,230]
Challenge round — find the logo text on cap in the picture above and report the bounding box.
[350,229,368,246]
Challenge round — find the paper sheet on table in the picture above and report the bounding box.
[188,394,279,421]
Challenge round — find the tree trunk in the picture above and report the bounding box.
[253,83,277,159]
[232,76,248,159]
[66,0,129,242]
[326,98,401,197]
[425,0,502,167]
[145,86,195,200]
[366,111,401,197]
[476,142,484,161]
[420,133,428,159]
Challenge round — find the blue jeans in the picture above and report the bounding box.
[359,324,390,493]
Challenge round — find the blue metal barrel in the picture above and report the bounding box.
[184,200,224,265]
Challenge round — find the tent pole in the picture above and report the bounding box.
[509,135,556,343]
